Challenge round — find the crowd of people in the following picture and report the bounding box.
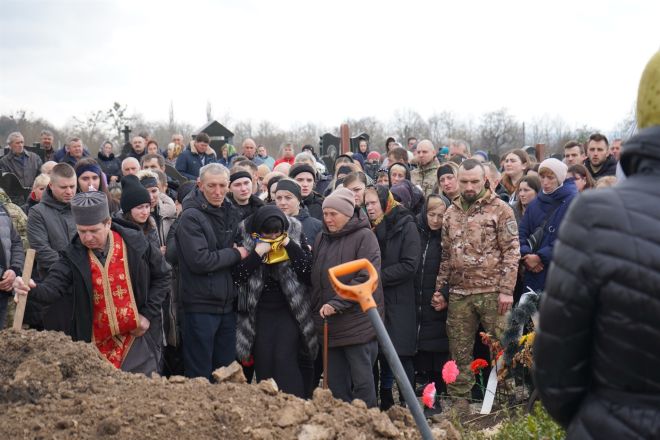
[0,126,639,418]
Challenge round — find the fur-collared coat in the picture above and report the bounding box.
[234,216,318,361]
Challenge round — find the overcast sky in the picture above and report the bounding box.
[1,0,659,133]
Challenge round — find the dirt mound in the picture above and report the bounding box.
[0,330,458,439]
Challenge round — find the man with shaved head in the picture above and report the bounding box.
[411,139,441,197]
[239,138,264,166]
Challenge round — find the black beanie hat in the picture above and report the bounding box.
[289,163,317,181]
[230,170,252,185]
[176,181,196,204]
[437,164,455,180]
[274,179,302,201]
[247,205,289,235]
[121,175,151,213]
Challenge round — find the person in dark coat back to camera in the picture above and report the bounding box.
[535,52,660,439]
[233,206,317,398]
[364,185,421,410]
[311,188,384,407]
[518,158,577,292]
[414,194,451,416]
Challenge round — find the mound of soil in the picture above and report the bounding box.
[0,330,459,439]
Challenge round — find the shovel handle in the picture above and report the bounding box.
[323,319,329,389]
[327,259,379,312]
[12,248,35,331]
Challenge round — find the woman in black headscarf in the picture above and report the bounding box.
[233,205,317,398]
[414,194,451,415]
[364,185,421,410]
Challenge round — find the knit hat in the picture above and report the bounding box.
[230,171,252,185]
[289,163,317,181]
[274,179,302,201]
[337,165,353,176]
[367,151,381,161]
[474,150,489,162]
[71,191,110,226]
[439,146,449,155]
[322,187,355,218]
[538,158,568,185]
[247,205,289,235]
[75,163,102,178]
[120,175,151,213]
[437,163,455,179]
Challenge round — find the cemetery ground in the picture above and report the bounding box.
[0,330,562,439]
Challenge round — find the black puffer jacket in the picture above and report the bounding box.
[414,209,448,354]
[534,126,660,439]
[176,188,242,314]
[375,204,421,356]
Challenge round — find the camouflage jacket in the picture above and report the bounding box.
[0,189,29,250]
[411,158,441,198]
[436,190,520,296]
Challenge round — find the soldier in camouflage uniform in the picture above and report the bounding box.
[0,189,29,251]
[434,159,520,411]
[411,140,441,197]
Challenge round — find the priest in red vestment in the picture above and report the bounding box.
[14,191,170,375]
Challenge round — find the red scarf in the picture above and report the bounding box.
[89,230,139,368]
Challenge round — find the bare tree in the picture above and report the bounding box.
[232,120,254,146]
[389,109,430,143]
[254,120,286,154]
[105,102,135,145]
[70,110,110,153]
[478,108,522,154]
[342,117,386,151]
[0,110,62,147]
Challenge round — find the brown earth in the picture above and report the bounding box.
[0,330,460,440]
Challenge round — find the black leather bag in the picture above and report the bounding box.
[526,203,562,253]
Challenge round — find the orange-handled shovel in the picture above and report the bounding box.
[328,259,433,440]
[12,248,36,331]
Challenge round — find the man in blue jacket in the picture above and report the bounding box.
[176,163,249,379]
[175,132,217,181]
